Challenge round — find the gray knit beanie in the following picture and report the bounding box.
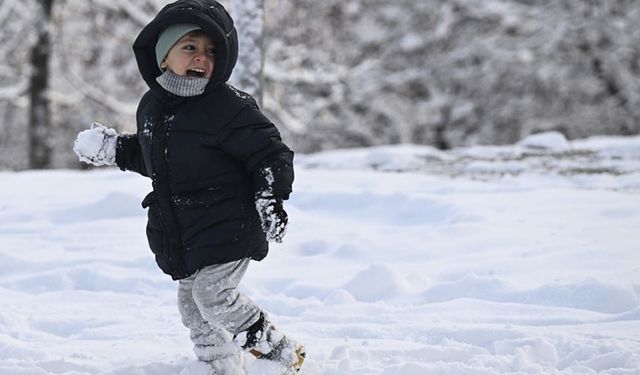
[155,24,202,68]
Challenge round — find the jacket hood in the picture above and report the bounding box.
[133,0,238,95]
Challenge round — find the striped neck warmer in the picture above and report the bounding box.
[156,70,209,97]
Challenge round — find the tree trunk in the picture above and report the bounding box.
[231,0,265,107]
[29,0,54,169]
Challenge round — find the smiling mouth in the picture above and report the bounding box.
[186,68,206,78]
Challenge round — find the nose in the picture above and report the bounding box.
[194,50,211,63]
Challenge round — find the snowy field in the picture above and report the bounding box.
[1,133,640,375]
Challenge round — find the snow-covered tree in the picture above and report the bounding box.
[29,0,54,169]
[49,0,160,167]
[2,0,640,169]
[262,0,640,151]
[230,0,266,106]
[0,0,39,169]
[0,0,160,169]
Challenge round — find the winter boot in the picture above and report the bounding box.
[179,356,244,375]
[236,313,306,372]
[179,360,216,375]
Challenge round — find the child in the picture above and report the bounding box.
[72,0,304,373]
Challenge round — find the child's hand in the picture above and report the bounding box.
[73,122,118,166]
[255,196,288,243]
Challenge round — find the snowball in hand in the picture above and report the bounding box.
[75,128,105,158]
[73,123,118,166]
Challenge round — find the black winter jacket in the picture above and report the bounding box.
[116,0,294,280]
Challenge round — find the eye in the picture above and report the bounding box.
[182,44,196,51]
[207,48,216,56]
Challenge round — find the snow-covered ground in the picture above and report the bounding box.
[1,133,639,375]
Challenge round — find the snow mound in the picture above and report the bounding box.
[524,279,639,314]
[296,144,441,171]
[421,274,507,303]
[609,306,640,322]
[421,274,638,313]
[518,131,570,152]
[343,263,410,302]
[323,289,357,306]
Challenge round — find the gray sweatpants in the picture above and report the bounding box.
[177,258,262,362]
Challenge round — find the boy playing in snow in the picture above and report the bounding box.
[72,0,304,373]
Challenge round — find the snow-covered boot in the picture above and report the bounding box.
[236,313,306,372]
[179,355,244,375]
[209,355,244,375]
[179,360,216,375]
[182,339,244,375]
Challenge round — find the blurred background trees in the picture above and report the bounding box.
[1,0,639,169]
[265,0,640,151]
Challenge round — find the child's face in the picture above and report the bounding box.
[161,32,215,79]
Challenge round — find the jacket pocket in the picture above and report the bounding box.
[141,191,156,208]
[171,188,245,248]
[170,187,235,207]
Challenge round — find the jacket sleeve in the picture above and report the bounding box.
[115,91,153,178]
[218,105,294,200]
[115,133,149,177]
